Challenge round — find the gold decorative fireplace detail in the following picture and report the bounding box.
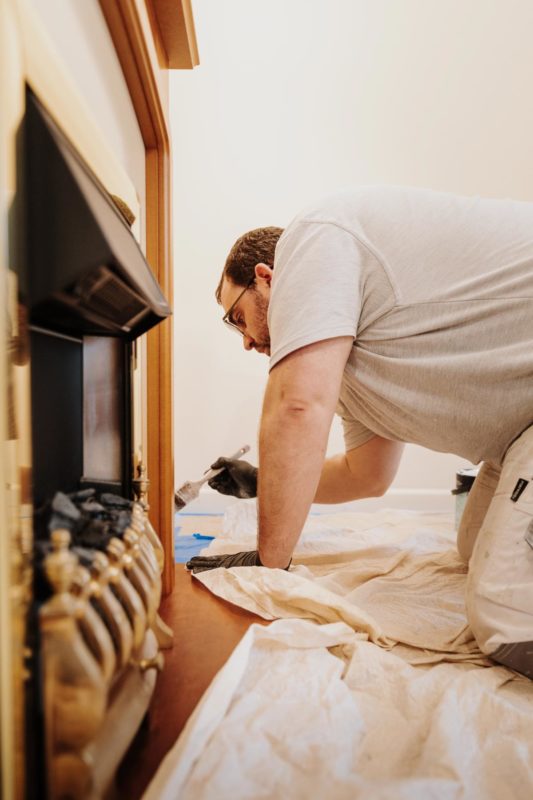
[40,503,168,799]
[0,0,199,796]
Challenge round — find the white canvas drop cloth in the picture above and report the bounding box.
[144,505,533,799]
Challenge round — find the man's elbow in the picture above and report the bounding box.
[355,471,392,499]
[277,395,332,421]
[367,479,389,498]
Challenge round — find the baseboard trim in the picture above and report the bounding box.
[176,487,454,515]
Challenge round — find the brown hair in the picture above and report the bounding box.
[215,226,284,303]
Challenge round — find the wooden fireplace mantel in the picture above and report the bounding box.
[0,3,199,795]
[99,0,199,594]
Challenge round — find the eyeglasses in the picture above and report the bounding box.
[222,276,255,335]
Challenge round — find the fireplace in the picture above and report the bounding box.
[24,88,170,505]
[19,89,173,798]
[1,1,199,795]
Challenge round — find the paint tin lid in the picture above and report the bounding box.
[451,466,480,495]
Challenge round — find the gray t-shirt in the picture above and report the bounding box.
[268,186,533,465]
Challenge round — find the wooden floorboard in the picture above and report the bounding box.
[116,564,265,798]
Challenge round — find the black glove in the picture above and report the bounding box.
[186,550,262,573]
[186,550,292,574]
[208,457,258,499]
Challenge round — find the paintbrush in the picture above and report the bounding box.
[174,445,251,510]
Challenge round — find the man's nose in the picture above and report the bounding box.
[243,334,254,351]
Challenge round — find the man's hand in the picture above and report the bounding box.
[187,549,291,574]
[208,458,258,498]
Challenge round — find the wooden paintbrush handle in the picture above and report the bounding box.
[197,444,251,486]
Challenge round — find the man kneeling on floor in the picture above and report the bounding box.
[186,185,533,680]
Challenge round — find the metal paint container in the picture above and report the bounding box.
[451,466,479,529]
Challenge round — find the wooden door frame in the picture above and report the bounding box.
[99,0,198,593]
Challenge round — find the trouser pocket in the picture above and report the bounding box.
[465,429,533,662]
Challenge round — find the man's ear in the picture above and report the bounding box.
[254,263,273,286]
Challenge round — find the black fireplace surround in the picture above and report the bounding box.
[20,88,171,798]
[23,89,171,506]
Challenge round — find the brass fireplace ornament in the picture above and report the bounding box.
[0,0,199,793]
[40,497,168,799]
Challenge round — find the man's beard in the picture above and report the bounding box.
[251,290,270,352]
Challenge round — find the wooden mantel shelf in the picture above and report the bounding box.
[99,0,199,594]
[152,0,200,68]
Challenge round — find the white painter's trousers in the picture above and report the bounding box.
[457,424,533,677]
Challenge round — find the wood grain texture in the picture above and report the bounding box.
[152,0,200,68]
[117,566,266,798]
[99,0,175,592]
[146,142,175,593]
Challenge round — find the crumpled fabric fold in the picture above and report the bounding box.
[195,506,484,664]
[144,618,533,800]
[143,507,533,799]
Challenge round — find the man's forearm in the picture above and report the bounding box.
[315,438,405,504]
[256,338,353,568]
[314,447,391,503]
[257,399,332,568]
[313,454,370,503]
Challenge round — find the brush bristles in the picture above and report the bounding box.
[174,492,186,510]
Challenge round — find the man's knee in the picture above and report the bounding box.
[467,582,533,678]
[455,462,500,563]
[490,641,533,678]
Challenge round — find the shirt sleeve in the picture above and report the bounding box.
[268,220,362,370]
[335,394,376,452]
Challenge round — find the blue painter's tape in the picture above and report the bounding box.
[175,533,215,563]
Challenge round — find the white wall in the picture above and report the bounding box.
[170,0,533,506]
[28,0,146,242]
